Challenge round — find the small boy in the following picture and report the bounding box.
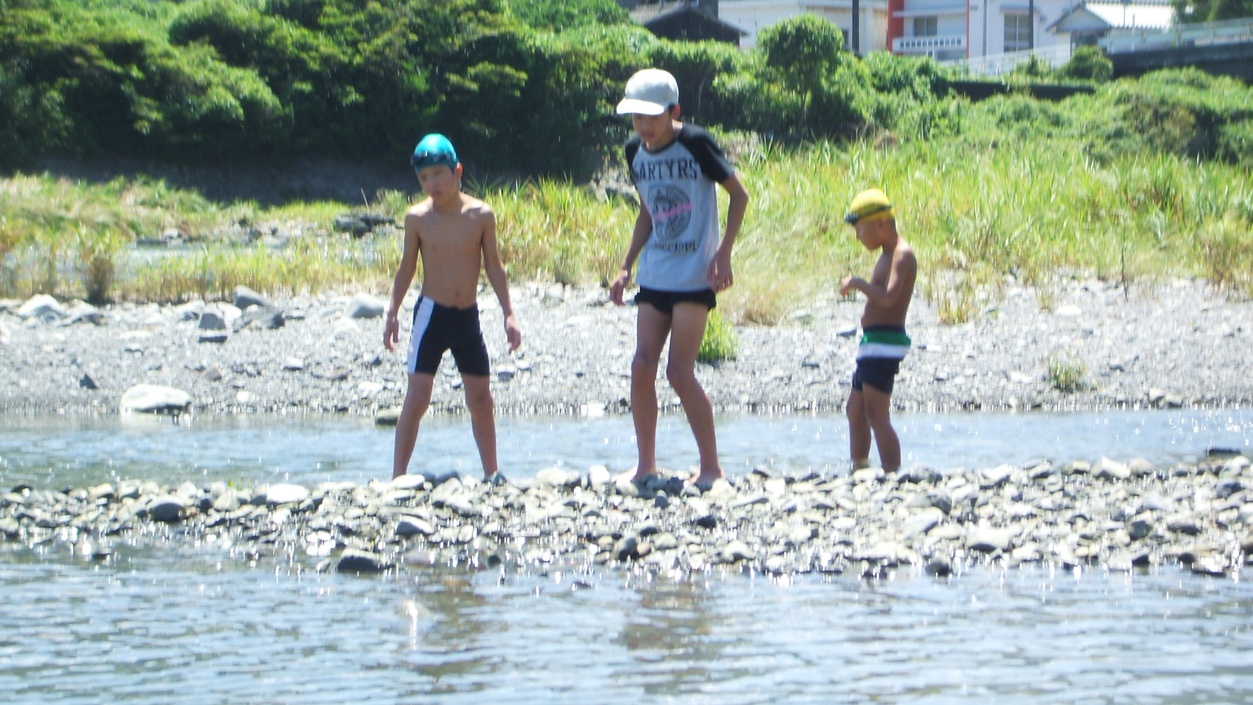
[609,68,750,488]
[383,133,522,481]
[840,188,916,473]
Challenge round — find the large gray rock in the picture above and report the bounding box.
[346,293,386,319]
[147,496,187,523]
[233,285,272,310]
[967,527,1015,553]
[120,384,192,414]
[198,303,240,343]
[17,294,66,320]
[337,550,393,574]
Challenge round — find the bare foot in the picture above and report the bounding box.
[614,466,658,483]
[687,467,725,491]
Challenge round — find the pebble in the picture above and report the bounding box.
[3,456,1249,580]
[3,280,1252,417]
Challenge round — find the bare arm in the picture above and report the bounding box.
[384,213,421,352]
[707,173,749,291]
[609,204,653,306]
[840,250,917,310]
[481,208,521,352]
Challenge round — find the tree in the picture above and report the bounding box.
[505,0,627,31]
[757,15,846,132]
[1171,0,1253,23]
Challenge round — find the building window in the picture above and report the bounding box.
[1005,13,1031,51]
[914,17,938,37]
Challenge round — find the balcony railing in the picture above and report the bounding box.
[892,34,967,53]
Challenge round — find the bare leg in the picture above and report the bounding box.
[862,384,900,471]
[394,372,435,479]
[628,303,671,481]
[846,387,872,469]
[667,303,723,487]
[462,374,499,479]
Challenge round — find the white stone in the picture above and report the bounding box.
[262,483,310,505]
[120,384,192,414]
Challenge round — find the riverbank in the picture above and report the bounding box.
[1,276,1251,417]
[2,278,1252,579]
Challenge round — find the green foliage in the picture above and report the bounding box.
[1008,54,1052,80]
[698,309,738,363]
[1047,353,1087,393]
[758,14,846,95]
[755,14,864,137]
[1216,119,1253,165]
[0,1,283,165]
[505,0,627,30]
[1172,0,1253,22]
[2,0,1251,183]
[1198,214,1253,297]
[1077,69,1253,163]
[644,40,746,126]
[861,51,951,99]
[1058,46,1112,82]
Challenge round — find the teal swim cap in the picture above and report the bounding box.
[411,133,458,172]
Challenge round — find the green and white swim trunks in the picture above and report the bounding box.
[855,326,912,360]
[852,325,911,394]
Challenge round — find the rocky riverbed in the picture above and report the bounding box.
[2,278,1251,578]
[2,276,1251,417]
[3,456,1251,579]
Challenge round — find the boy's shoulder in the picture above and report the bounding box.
[676,122,715,142]
[406,193,493,219]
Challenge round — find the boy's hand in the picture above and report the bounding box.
[503,313,522,353]
[609,268,631,306]
[707,253,734,292]
[840,276,861,298]
[383,314,400,352]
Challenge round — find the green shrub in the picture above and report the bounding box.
[1198,215,1253,297]
[755,14,868,138]
[698,309,738,363]
[1059,45,1112,82]
[1047,353,1087,393]
[1216,119,1253,165]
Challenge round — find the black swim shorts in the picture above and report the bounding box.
[406,297,491,377]
[851,357,902,395]
[634,286,717,314]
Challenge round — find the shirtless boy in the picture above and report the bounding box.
[840,189,916,473]
[383,133,522,481]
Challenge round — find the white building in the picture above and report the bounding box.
[626,0,1176,66]
[718,0,892,52]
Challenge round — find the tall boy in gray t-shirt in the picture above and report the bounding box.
[608,68,750,490]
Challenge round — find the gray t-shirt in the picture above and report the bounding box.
[625,124,734,293]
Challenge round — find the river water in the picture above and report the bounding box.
[2,409,1252,703]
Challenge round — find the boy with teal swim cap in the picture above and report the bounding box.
[385,133,522,482]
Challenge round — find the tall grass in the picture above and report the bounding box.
[2,135,1249,310]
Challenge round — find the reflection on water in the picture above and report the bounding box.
[4,409,1251,703]
[1,545,1250,704]
[1,408,1249,491]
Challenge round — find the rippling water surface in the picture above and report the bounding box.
[2,409,1251,703]
[2,550,1251,704]
[1,408,1250,490]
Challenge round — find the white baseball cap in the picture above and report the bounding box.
[615,68,679,116]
